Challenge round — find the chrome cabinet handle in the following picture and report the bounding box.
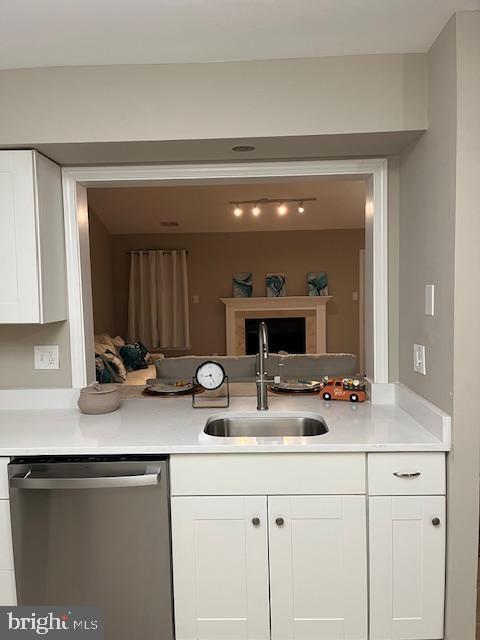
[10,467,161,490]
[252,517,260,526]
[275,517,285,527]
[393,471,421,478]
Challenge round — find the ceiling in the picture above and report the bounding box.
[1,0,479,70]
[88,179,366,234]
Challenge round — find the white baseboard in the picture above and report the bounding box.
[395,383,451,447]
[0,388,80,410]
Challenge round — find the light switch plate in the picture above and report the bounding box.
[34,345,60,370]
[413,344,426,375]
[425,284,435,316]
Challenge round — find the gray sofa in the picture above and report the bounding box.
[155,353,358,382]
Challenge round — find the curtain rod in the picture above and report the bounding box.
[127,249,188,255]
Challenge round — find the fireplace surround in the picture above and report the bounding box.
[220,296,332,356]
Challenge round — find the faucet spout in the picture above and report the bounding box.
[256,321,277,410]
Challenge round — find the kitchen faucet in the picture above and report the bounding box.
[256,322,280,411]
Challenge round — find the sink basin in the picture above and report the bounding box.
[203,413,328,438]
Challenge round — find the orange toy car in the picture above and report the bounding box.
[321,376,366,402]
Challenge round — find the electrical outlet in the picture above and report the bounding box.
[413,344,426,375]
[34,345,60,370]
[352,291,359,301]
[193,295,199,304]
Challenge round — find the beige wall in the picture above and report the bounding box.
[399,12,480,639]
[0,54,427,145]
[398,20,457,414]
[445,11,480,640]
[88,209,115,335]
[0,322,71,389]
[108,230,365,357]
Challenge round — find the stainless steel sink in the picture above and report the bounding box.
[203,413,328,438]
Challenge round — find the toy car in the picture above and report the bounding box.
[321,376,366,402]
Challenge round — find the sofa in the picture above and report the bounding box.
[154,353,358,382]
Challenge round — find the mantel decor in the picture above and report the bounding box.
[220,296,332,356]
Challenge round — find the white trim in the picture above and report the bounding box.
[62,158,389,388]
[365,379,396,405]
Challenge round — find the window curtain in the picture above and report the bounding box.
[127,249,190,349]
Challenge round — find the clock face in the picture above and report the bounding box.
[195,361,226,390]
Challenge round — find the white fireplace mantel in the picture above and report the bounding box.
[220,296,332,355]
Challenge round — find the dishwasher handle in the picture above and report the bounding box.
[10,465,161,490]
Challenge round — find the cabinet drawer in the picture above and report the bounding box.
[170,453,366,495]
[368,453,445,495]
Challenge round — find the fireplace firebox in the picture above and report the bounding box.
[245,317,306,355]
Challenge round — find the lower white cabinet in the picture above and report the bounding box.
[171,495,367,640]
[171,496,270,640]
[369,496,446,640]
[269,495,367,640]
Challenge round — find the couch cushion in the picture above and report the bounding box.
[155,355,257,382]
[274,353,358,378]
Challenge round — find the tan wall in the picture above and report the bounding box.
[0,54,427,145]
[109,229,365,357]
[399,12,480,639]
[398,20,457,414]
[445,12,480,640]
[0,322,71,389]
[88,209,115,336]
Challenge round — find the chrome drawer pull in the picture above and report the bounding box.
[393,471,421,478]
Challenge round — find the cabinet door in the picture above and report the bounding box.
[268,495,367,640]
[171,496,270,640]
[369,496,445,640]
[0,151,39,322]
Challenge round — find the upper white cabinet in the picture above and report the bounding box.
[369,496,446,640]
[0,150,66,323]
[268,495,367,640]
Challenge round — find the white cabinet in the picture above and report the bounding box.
[369,496,445,640]
[171,494,367,640]
[171,496,270,640]
[268,495,367,640]
[0,459,16,605]
[0,150,66,323]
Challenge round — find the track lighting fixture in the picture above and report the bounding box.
[230,197,316,218]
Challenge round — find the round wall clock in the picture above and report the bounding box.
[195,361,226,390]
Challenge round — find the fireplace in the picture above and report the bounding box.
[245,317,306,354]
[220,296,332,355]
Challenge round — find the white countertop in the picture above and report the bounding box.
[0,394,449,456]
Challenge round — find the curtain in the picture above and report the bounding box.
[127,249,190,349]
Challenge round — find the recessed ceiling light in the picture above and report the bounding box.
[232,145,256,153]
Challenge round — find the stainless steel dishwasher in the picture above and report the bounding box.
[8,455,174,640]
